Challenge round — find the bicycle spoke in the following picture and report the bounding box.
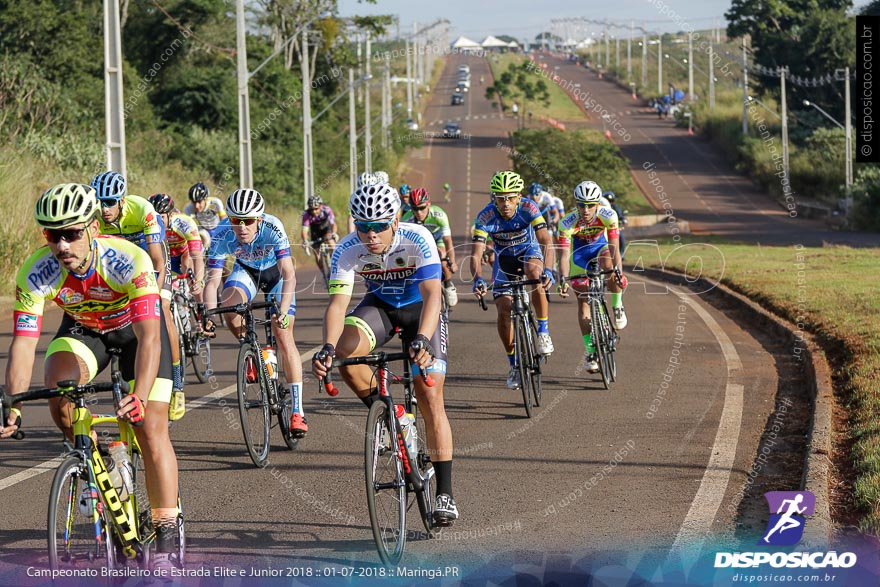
[237,345,271,467]
[365,402,406,566]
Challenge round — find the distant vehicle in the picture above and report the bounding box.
[443,122,462,138]
[458,64,470,74]
[406,118,419,131]
[451,92,464,105]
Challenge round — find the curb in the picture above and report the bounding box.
[634,266,834,547]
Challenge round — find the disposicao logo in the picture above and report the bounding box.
[761,491,815,546]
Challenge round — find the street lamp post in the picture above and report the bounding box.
[349,68,357,194]
[365,33,372,172]
[103,0,126,176]
[804,98,853,205]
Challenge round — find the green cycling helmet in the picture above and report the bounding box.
[490,170,524,194]
[34,183,99,229]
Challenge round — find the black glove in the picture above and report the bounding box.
[314,343,336,364]
[410,334,435,358]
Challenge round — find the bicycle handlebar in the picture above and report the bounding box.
[319,351,435,396]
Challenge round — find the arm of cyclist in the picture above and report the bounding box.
[557,245,571,297]
[201,266,224,336]
[300,226,310,248]
[147,241,166,290]
[0,335,38,438]
[442,235,458,272]
[116,317,160,423]
[535,226,556,289]
[273,256,296,329]
[311,292,350,378]
[608,233,627,288]
[411,279,441,368]
[469,239,487,296]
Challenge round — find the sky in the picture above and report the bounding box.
[338,0,737,42]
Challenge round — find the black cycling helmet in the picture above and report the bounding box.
[149,193,175,215]
[188,182,209,203]
[307,195,323,208]
[602,190,616,203]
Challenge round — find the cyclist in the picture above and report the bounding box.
[400,188,458,307]
[202,189,308,438]
[353,173,382,234]
[149,193,205,299]
[470,171,556,390]
[1,184,181,572]
[602,190,627,259]
[183,182,227,250]
[300,194,339,276]
[557,181,628,373]
[374,170,390,184]
[526,182,557,226]
[398,183,412,213]
[311,183,459,525]
[91,172,184,419]
[443,182,452,202]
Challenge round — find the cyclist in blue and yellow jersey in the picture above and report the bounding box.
[91,172,185,419]
[469,171,556,390]
[311,182,459,525]
[183,182,227,251]
[202,189,307,438]
[1,184,181,572]
[557,181,628,373]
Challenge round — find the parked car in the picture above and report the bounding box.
[443,122,462,138]
[406,118,419,131]
[451,92,464,105]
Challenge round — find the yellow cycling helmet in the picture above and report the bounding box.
[34,183,99,229]
[490,170,524,194]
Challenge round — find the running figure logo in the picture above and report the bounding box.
[761,491,815,546]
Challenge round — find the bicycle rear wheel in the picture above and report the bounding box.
[131,449,152,568]
[237,344,271,467]
[320,248,332,290]
[48,456,116,571]
[365,401,406,566]
[514,316,534,418]
[526,312,543,407]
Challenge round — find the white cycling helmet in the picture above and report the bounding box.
[350,183,401,222]
[374,170,390,184]
[573,180,603,204]
[226,188,265,218]
[357,172,380,188]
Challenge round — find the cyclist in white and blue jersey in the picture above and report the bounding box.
[202,189,307,438]
[311,182,459,526]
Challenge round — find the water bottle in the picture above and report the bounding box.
[108,441,133,501]
[261,346,278,380]
[394,404,418,462]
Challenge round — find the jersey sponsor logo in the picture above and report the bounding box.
[393,256,408,267]
[362,262,382,272]
[100,247,137,283]
[598,207,615,219]
[359,266,418,281]
[154,299,161,317]
[15,285,35,306]
[132,271,152,289]
[145,212,156,225]
[27,256,61,291]
[397,227,432,259]
[58,287,84,305]
[15,313,39,332]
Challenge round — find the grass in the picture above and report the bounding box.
[644,237,880,534]
[487,53,587,122]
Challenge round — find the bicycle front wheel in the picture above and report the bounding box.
[172,306,187,389]
[591,300,613,389]
[526,312,543,407]
[237,344,271,467]
[365,401,407,566]
[48,456,116,571]
[320,248,332,289]
[274,361,300,451]
[189,306,212,383]
[514,316,534,418]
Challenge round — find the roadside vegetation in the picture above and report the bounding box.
[487,54,587,122]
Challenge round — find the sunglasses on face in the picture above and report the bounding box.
[411,205,429,211]
[493,195,519,203]
[230,217,259,226]
[100,199,121,208]
[44,227,86,244]
[577,203,598,209]
[354,221,393,234]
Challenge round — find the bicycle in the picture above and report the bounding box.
[304,236,334,290]
[204,300,298,467]
[478,276,544,417]
[170,270,212,385]
[320,342,439,567]
[0,349,185,572]
[566,267,620,389]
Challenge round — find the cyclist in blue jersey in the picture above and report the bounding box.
[470,171,556,390]
[202,189,308,438]
[311,182,458,525]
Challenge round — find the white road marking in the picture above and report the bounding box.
[0,344,324,491]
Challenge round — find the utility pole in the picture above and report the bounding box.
[742,37,748,136]
[657,36,663,95]
[385,54,392,149]
[302,30,313,202]
[627,21,632,80]
[349,68,357,195]
[406,37,413,118]
[780,67,789,186]
[365,33,372,172]
[381,62,388,150]
[357,34,363,105]
[235,0,252,188]
[604,19,609,69]
[615,34,620,72]
[641,31,647,88]
[104,0,126,176]
[687,33,694,101]
[845,66,853,200]
[709,41,715,109]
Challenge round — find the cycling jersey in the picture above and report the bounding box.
[302,205,336,240]
[206,213,291,272]
[98,195,163,251]
[329,223,442,308]
[183,197,227,233]
[14,236,161,336]
[552,197,565,217]
[558,207,620,274]
[166,212,203,259]
[400,205,451,247]
[473,199,546,257]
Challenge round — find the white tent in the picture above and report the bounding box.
[480,35,509,48]
[451,36,481,52]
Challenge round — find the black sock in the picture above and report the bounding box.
[155,524,176,554]
[434,460,453,497]
[359,391,379,409]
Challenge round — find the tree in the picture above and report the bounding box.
[485,59,550,117]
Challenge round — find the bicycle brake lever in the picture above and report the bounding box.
[421,373,435,387]
[320,372,339,397]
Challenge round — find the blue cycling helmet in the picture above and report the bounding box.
[602,190,616,203]
[90,171,127,202]
[529,182,542,196]
[399,183,412,196]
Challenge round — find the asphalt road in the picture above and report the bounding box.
[0,54,788,585]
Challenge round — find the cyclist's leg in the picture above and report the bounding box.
[338,296,395,401]
[523,255,549,330]
[266,280,306,432]
[221,264,257,338]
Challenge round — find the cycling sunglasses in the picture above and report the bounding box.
[492,194,520,203]
[99,199,122,208]
[354,220,393,234]
[44,227,87,244]
[576,202,599,209]
[230,216,259,226]
[411,205,429,211]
